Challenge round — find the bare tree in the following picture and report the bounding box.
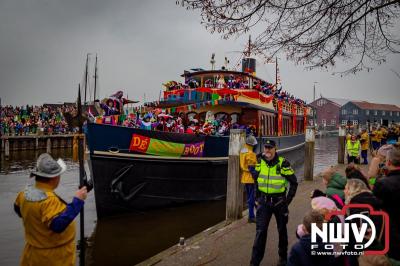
[178,0,400,74]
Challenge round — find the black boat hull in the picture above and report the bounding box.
[90,152,228,218]
[87,124,306,218]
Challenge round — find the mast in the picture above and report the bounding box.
[94,54,98,102]
[84,54,89,105]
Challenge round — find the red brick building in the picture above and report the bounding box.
[310,97,350,130]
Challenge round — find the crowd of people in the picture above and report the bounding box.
[95,108,251,136]
[164,74,307,106]
[290,143,400,265]
[0,105,77,136]
[241,126,400,266]
[344,125,400,165]
[0,102,249,137]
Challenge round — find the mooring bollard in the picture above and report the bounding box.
[226,129,245,222]
[304,126,315,181]
[46,138,51,154]
[338,126,346,164]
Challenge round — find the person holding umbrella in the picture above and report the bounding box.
[14,153,88,266]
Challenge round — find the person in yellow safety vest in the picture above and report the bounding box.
[240,135,258,223]
[14,153,89,266]
[370,126,381,151]
[249,140,298,266]
[346,134,361,164]
[380,126,388,145]
[360,128,370,164]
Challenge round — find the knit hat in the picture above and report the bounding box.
[311,196,337,211]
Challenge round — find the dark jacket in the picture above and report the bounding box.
[287,235,335,266]
[373,170,400,260]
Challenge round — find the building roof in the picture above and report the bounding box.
[326,98,350,107]
[350,101,400,112]
[310,97,350,107]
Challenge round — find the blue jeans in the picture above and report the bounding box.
[245,184,256,219]
[372,141,380,151]
[361,150,368,164]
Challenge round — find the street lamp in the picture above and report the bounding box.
[313,82,318,128]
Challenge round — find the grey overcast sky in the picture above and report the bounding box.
[0,0,399,106]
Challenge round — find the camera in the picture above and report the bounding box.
[79,172,94,192]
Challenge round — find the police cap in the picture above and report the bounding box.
[264,140,276,148]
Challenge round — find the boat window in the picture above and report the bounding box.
[230,113,239,124]
[260,115,265,136]
[215,112,229,122]
[187,112,197,121]
[198,112,207,124]
[268,115,273,136]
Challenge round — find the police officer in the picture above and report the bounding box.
[250,140,298,266]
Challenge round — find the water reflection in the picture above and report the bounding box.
[0,149,76,175]
[88,201,225,266]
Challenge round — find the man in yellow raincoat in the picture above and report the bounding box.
[240,135,258,223]
[14,153,88,266]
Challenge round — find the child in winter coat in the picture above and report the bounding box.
[288,210,336,266]
[322,166,347,200]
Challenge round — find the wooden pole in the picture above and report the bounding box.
[226,129,245,222]
[0,137,3,163]
[77,86,86,266]
[46,138,51,154]
[35,137,39,150]
[338,126,346,164]
[5,139,10,159]
[304,126,315,181]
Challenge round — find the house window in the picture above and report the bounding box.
[382,111,386,116]
[341,120,347,125]
[321,119,326,126]
[331,119,336,125]
[342,109,347,115]
[374,110,378,116]
[365,110,369,115]
[390,111,393,116]
[353,109,358,115]
[353,120,358,125]
[317,99,327,106]
[397,112,400,117]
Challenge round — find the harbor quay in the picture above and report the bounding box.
[1,134,76,155]
[139,163,368,266]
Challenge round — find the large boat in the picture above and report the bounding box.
[86,52,312,218]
